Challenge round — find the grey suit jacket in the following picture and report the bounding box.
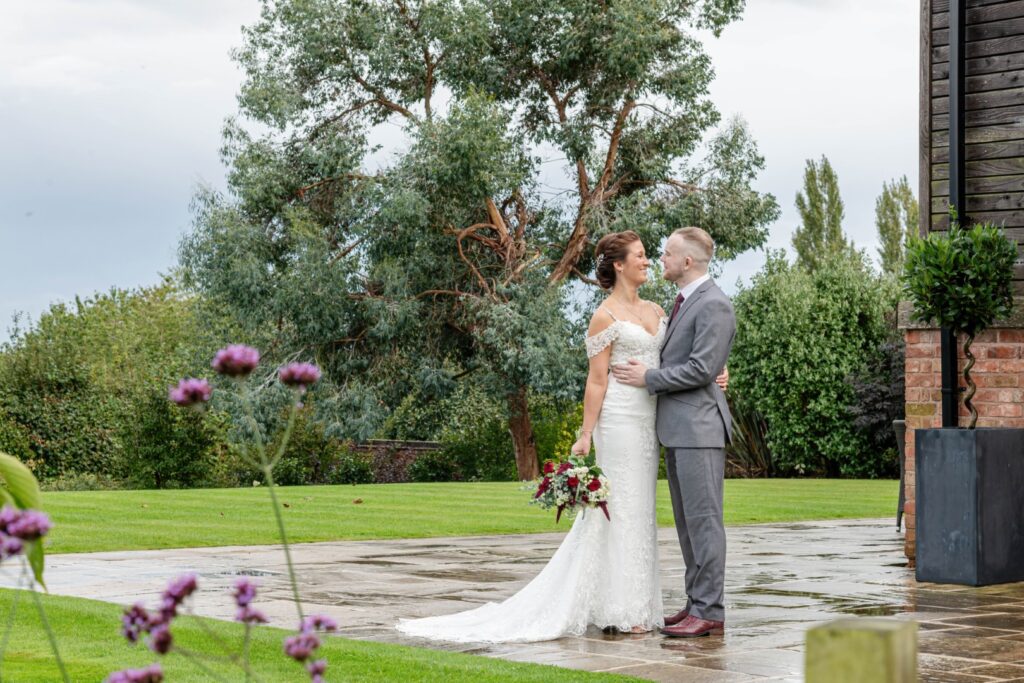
[644,278,736,449]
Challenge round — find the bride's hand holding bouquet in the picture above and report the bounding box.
[529,449,610,524]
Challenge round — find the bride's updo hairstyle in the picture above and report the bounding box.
[594,230,641,290]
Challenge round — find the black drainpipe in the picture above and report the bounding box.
[941,0,966,428]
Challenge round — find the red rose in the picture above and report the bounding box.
[543,461,555,474]
[567,476,580,488]
[557,463,572,475]
[581,494,589,503]
[587,478,601,492]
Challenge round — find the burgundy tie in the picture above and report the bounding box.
[668,292,685,323]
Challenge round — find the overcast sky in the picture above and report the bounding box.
[0,0,918,341]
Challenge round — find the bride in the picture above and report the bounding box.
[397,230,726,643]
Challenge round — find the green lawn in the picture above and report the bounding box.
[0,589,638,682]
[40,479,898,554]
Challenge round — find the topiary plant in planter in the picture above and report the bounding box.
[902,215,1022,586]
[903,217,1016,428]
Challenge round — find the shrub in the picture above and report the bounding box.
[726,394,773,478]
[408,449,462,482]
[126,391,226,489]
[729,252,898,477]
[845,338,904,478]
[0,282,230,482]
[0,408,33,467]
[269,411,373,486]
[903,219,1016,428]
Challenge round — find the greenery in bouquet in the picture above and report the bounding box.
[530,454,609,523]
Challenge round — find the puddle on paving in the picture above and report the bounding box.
[215,569,281,577]
[412,569,519,582]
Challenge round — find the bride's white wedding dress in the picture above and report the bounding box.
[396,314,665,643]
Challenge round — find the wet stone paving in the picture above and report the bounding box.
[10,519,1024,681]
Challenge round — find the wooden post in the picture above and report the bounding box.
[806,619,917,683]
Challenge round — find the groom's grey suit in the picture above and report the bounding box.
[644,277,735,622]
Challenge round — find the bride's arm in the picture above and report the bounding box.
[571,310,615,456]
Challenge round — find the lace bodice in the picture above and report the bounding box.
[584,319,666,369]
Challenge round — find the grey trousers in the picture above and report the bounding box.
[665,447,726,622]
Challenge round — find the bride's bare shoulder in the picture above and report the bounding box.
[587,307,616,336]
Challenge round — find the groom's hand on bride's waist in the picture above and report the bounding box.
[610,359,647,387]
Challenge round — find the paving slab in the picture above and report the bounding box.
[4,519,1024,681]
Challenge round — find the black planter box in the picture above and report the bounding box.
[916,428,1024,585]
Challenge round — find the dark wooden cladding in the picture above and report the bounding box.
[932,68,1024,95]
[934,124,1024,145]
[934,36,1024,61]
[932,139,1024,163]
[932,17,1024,46]
[933,158,1024,179]
[934,0,1024,11]
[933,0,1024,28]
[924,0,1024,275]
[933,104,1024,131]
[931,210,1024,229]
[933,52,1024,78]
[931,85,1024,112]
[932,173,1024,193]
[932,193,1024,212]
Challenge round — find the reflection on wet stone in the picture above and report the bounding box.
[8,519,1024,681]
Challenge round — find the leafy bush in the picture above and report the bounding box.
[408,450,463,482]
[846,338,904,478]
[0,408,33,466]
[0,282,234,483]
[40,471,123,492]
[269,411,373,486]
[729,252,899,477]
[127,391,227,489]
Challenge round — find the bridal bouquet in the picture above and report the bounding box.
[530,453,610,523]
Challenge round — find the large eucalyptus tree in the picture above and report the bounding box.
[180,0,778,479]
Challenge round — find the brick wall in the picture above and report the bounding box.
[902,326,1024,562]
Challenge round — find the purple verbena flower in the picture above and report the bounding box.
[0,535,23,560]
[163,573,198,604]
[307,659,327,683]
[212,345,260,377]
[300,614,338,633]
[284,631,321,662]
[4,509,52,541]
[232,577,257,607]
[278,362,321,391]
[235,605,269,625]
[122,603,152,644]
[148,623,173,655]
[156,573,198,622]
[106,663,164,683]
[168,378,212,407]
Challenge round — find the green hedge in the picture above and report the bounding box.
[729,252,900,477]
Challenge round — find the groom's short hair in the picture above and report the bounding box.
[672,227,714,264]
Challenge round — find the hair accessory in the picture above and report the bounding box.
[595,253,606,268]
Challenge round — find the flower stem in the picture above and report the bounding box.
[0,579,23,679]
[243,623,253,683]
[28,577,68,683]
[263,465,304,623]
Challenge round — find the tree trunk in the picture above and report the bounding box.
[507,387,540,480]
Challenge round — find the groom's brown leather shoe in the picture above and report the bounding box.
[663,608,689,626]
[660,615,724,638]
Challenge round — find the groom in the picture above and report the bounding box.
[612,226,735,638]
